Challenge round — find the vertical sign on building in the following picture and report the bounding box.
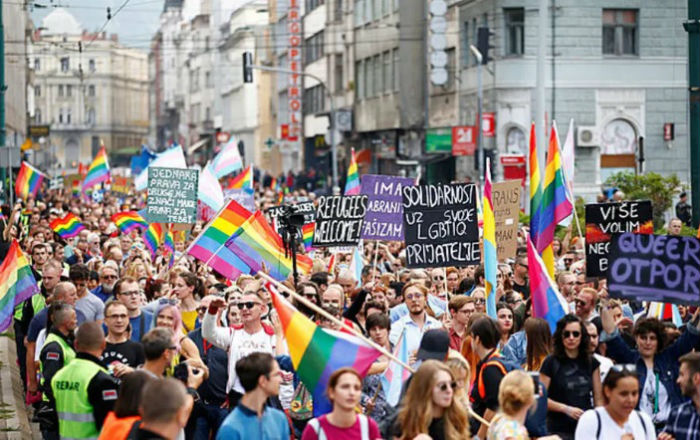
[287,0,302,142]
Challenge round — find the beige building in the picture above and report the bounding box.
[32,8,149,170]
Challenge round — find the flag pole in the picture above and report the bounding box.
[371,241,380,285]
[554,135,584,239]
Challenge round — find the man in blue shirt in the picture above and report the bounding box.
[91,263,119,303]
[216,352,289,440]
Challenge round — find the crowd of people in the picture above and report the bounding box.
[2,181,700,440]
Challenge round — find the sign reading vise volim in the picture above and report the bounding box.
[585,201,653,278]
[607,233,700,305]
[147,167,199,224]
[312,195,368,247]
[402,183,480,268]
[361,174,414,241]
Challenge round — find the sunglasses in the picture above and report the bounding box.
[575,299,588,307]
[433,276,445,281]
[437,381,457,392]
[563,330,581,339]
[474,298,485,305]
[158,298,178,306]
[237,301,260,310]
[610,364,637,374]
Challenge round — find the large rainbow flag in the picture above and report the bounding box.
[344,148,360,195]
[187,200,254,279]
[0,240,40,332]
[227,165,253,192]
[482,158,497,319]
[211,137,243,178]
[269,283,382,416]
[528,237,569,334]
[528,123,544,260]
[49,213,85,239]
[82,146,110,195]
[111,211,149,234]
[226,211,313,281]
[15,162,45,199]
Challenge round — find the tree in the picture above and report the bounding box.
[604,171,683,230]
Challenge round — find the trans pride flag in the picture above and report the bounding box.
[381,329,410,406]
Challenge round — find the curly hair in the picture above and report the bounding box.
[633,317,666,354]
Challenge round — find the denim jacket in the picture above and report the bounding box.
[501,330,527,367]
[602,323,699,408]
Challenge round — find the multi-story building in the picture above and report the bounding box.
[33,8,149,169]
[5,1,32,153]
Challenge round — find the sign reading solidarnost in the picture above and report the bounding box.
[313,195,368,247]
[492,180,521,261]
[224,188,256,213]
[147,167,199,224]
[360,174,414,241]
[607,233,700,305]
[402,183,480,268]
[585,201,653,278]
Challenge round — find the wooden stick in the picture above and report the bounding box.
[371,241,380,285]
[258,271,415,373]
[469,408,490,427]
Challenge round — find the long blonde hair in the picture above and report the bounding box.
[398,360,469,440]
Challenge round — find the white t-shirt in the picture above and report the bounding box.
[639,369,670,424]
[575,407,654,440]
[227,328,277,393]
[593,353,614,383]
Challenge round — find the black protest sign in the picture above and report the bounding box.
[585,201,653,278]
[147,167,199,223]
[402,183,480,268]
[607,233,700,305]
[312,195,368,247]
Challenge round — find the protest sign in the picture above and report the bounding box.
[312,195,368,247]
[63,173,81,188]
[147,167,199,223]
[492,180,521,261]
[607,233,700,305]
[49,176,63,190]
[224,188,256,213]
[111,176,131,196]
[360,174,414,241]
[267,201,315,226]
[402,183,480,268]
[585,201,653,277]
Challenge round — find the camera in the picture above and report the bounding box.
[276,204,306,229]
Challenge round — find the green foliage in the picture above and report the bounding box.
[655,224,699,237]
[603,171,683,230]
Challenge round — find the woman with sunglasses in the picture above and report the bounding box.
[393,360,469,440]
[600,305,700,432]
[574,365,654,440]
[540,314,603,440]
[471,288,487,314]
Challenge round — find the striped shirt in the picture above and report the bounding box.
[663,401,700,440]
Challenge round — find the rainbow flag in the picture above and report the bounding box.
[49,213,85,239]
[528,237,569,334]
[529,122,544,256]
[327,254,336,274]
[111,211,149,234]
[483,158,497,319]
[187,200,254,279]
[647,302,683,327]
[344,148,360,195]
[270,177,278,190]
[533,122,574,277]
[227,165,253,192]
[269,283,382,416]
[380,329,411,406]
[71,178,80,197]
[211,137,243,178]
[163,225,175,267]
[82,146,110,195]
[14,162,45,199]
[0,240,40,332]
[144,223,164,259]
[302,223,315,252]
[226,211,313,281]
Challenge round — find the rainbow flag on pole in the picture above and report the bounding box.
[483,158,498,319]
[82,145,110,195]
[528,237,569,334]
[144,223,164,259]
[0,240,40,332]
[344,148,360,195]
[211,137,243,178]
[647,302,683,327]
[111,211,149,234]
[15,161,45,199]
[227,165,253,192]
[302,222,315,252]
[49,213,85,239]
[529,123,545,257]
[163,225,175,268]
[269,283,382,416]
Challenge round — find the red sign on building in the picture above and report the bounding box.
[482,112,495,137]
[280,124,290,140]
[452,126,476,156]
[287,0,302,142]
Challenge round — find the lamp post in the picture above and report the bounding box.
[469,44,483,185]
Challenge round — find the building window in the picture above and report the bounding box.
[205,71,212,88]
[354,0,365,26]
[88,85,95,96]
[461,21,470,68]
[506,126,526,155]
[60,57,69,72]
[205,107,211,121]
[334,54,343,93]
[602,9,638,55]
[58,109,63,124]
[58,85,64,97]
[600,118,638,181]
[66,85,72,97]
[66,108,71,124]
[34,58,40,71]
[372,0,381,20]
[87,107,96,124]
[305,31,324,64]
[383,51,392,93]
[334,0,343,21]
[35,85,41,97]
[366,57,375,97]
[392,48,399,91]
[444,48,455,89]
[305,0,324,12]
[35,109,41,124]
[356,60,365,99]
[373,54,382,95]
[303,84,325,114]
[504,8,524,56]
[89,59,96,72]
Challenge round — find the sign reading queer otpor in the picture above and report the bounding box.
[585,201,653,278]
[607,233,700,305]
[360,174,414,241]
[402,183,480,268]
[312,195,368,247]
[147,167,199,223]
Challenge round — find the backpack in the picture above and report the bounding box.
[308,414,369,440]
[593,407,649,439]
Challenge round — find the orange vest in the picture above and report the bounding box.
[98,412,140,440]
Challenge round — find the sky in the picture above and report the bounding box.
[31,0,163,49]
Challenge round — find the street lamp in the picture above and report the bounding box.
[469,44,483,185]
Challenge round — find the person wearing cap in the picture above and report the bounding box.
[397,329,452,404]
[676,191,692,226]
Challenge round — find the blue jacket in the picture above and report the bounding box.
[501,330,527,367]
[216,403,290,440]
[602,323,699,408]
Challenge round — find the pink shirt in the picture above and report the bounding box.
[301,414,381,440]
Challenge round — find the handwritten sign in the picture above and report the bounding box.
[312,195,368,247]
[360,174,414,241]
[585,201,653,278]
[147,167,199,223]
[402,183,480,268]
[111,176,131,196]
[607,233,700,305]
[492,180,521,261]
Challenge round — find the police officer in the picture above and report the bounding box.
[51,321,119,439]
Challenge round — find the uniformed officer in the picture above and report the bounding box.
[51,321,119,439]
